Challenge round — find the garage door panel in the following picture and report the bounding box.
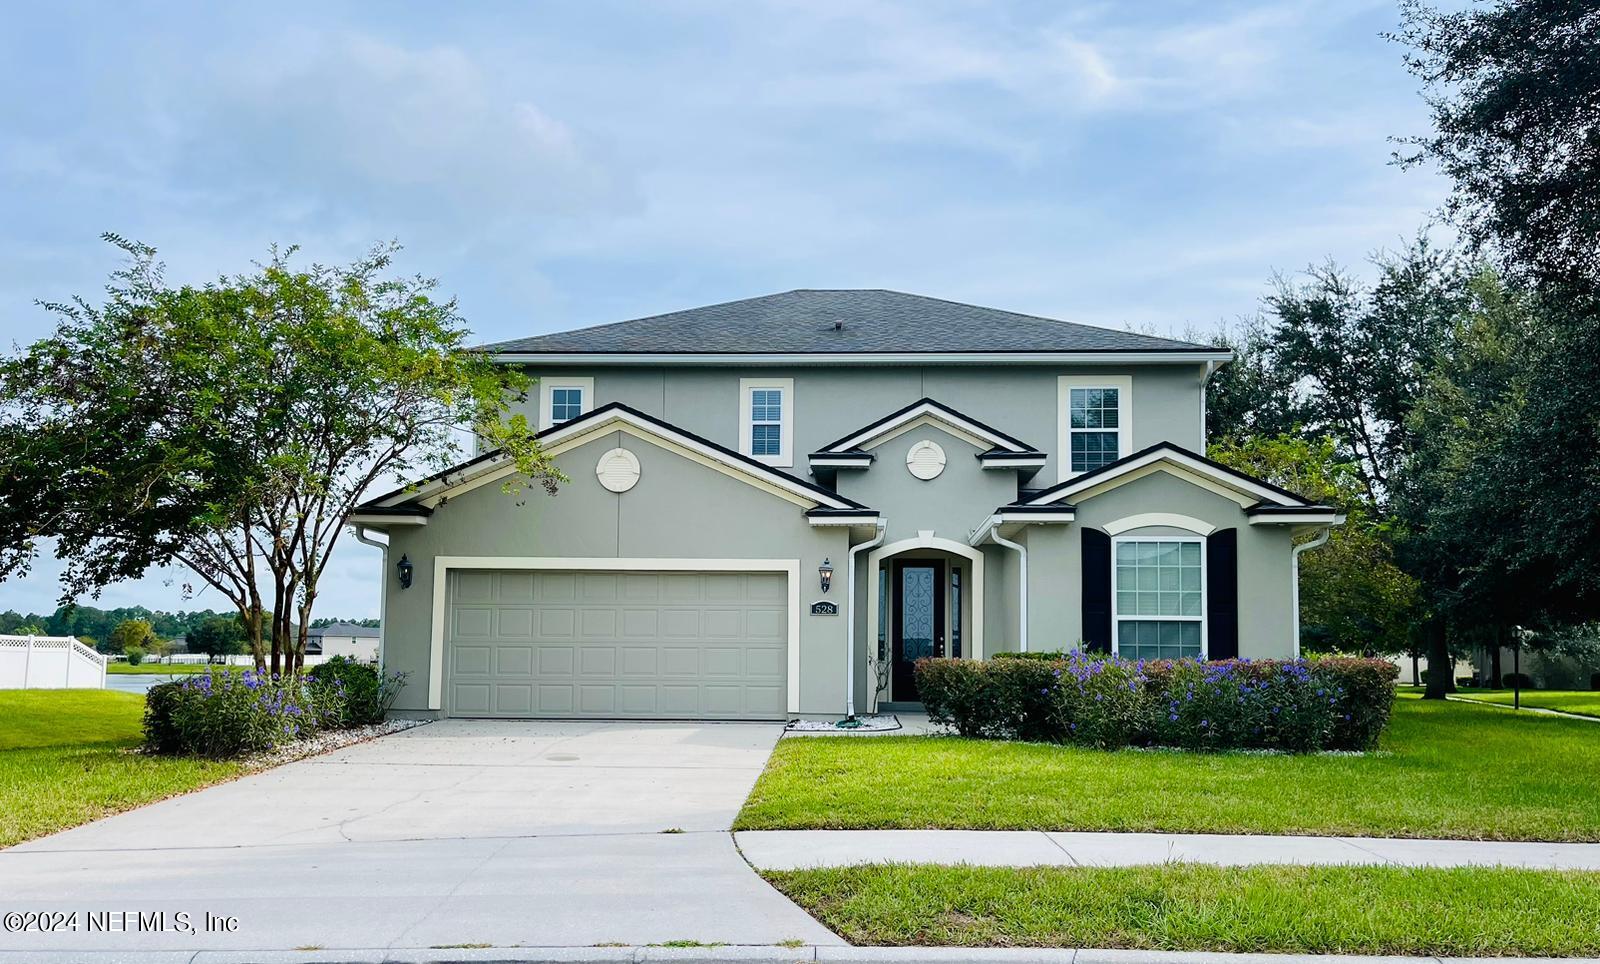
[580,647,617,675]
[454,608,494,638]
[453,645,492,676]
[621,647,657,675]
[538,647,575,676]
[496,647,534,676]
[748,609,784,640]
[447,569,787,720]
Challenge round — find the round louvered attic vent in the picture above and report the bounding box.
[596,447,641,493]
[906,439,946,480]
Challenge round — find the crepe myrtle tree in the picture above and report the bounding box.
[0,235,563,675]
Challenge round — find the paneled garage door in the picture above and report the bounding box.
[445,569,788,719]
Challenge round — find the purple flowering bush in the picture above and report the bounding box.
[917,653,1397,753]
[144,663,408,758]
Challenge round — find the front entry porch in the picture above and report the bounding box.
[864,534,984,713]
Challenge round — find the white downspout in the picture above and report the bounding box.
[988,524,1029,653]
[1200,359,1219,450]
[354,527,390,668]
[1290,527,1331,658]
[846,519,887,720]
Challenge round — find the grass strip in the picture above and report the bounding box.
[765,863,1600,956]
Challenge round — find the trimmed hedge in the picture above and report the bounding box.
[144,663,407,758]
[917,653,1398,752]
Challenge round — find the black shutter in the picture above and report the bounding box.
[1207,528,1239,661]
[1081,528,1112,654]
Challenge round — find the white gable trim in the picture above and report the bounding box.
[1104,512,1216,536]
[373,407,859,513]
[825,400,1032,454]
[1026,447,1308,509]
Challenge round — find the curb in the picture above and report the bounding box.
[1,946,1593,964]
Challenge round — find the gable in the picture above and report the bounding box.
[355,403,865,525]
[1024,443,1312,509]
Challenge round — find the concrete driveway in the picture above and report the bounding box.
[0,720,839,954]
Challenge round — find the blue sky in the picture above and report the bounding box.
[0,0,1446,620]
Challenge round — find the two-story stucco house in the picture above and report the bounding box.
[352,290,1340,721]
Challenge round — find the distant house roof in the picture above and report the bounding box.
[309,622,380,639]
[480,289,1223,357]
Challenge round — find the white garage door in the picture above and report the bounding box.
[445,569,788,719]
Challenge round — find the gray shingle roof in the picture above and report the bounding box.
[310,621,380,639]
[481,289,1219,355]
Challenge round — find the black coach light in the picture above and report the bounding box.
[819,558,834,594]
[397,554,414,590]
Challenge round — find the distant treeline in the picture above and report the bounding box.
[0,606,377,641]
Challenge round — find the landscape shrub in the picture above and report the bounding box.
[1501,672,1533,689]
[306,656,407,726]
[1592,673,1600,691]
[124,646,146,666]
[916,653,1398,753]
[143,665,407,758]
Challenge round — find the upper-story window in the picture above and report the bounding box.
[1057,375,1132,481]
[539,376,594,430]
[739,377,794,467]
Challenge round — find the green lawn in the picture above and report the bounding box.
[0,690,242,847]
[107,662,227,675]
[765,863,1600,956]
[737,697,1600,840]
[1454,688,1600,719]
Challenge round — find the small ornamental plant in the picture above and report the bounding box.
[918,653,1397,753]
[144,663,408,758]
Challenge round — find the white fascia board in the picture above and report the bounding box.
[489,351,1233,367]
[1026,448,1309,508]
[831,402,1029,453]
[1247,511,1344,526]
[979,455,1047,469]
[808,456,874,468]
[969,510,1075,546]
[998,511,1074,524]
[377,408,858,511]
[806,514,883,527]
[348,513,429,527]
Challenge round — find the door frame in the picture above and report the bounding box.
[890,558,946,701]
[864,533,986,711]
[429,557,801,713]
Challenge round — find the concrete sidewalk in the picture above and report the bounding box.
[3,944,1595,963]
[736,829,1600,871]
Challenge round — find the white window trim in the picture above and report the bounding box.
[1109,534,1207,661]
[739,376,794,467]
[539,376,594,430]
[1057,374,1132,483]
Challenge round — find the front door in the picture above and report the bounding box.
[891,559,945,702]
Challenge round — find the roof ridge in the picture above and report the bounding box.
[865,289,1214,349]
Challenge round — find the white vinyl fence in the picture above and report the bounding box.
[0,635,107,689]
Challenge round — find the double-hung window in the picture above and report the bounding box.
[1057,375,1132,480]
[750,389,783,456]
[739,377,794,466]
[1113,537,1204,660]
[539,376,593,429]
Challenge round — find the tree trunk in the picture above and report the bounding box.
[1489,628,1504,689]
[1423,618,1451,700]
[1411,651,1420,686]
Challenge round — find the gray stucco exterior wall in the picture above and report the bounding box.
[511,363,1208,479]
[381,429,850,717]
[1022,470,1297,657]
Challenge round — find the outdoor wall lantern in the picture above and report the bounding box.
[397,554,414,590]
[818,558,834,594]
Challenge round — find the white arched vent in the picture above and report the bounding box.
[596,447,641,493]
[906,439,946,480]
